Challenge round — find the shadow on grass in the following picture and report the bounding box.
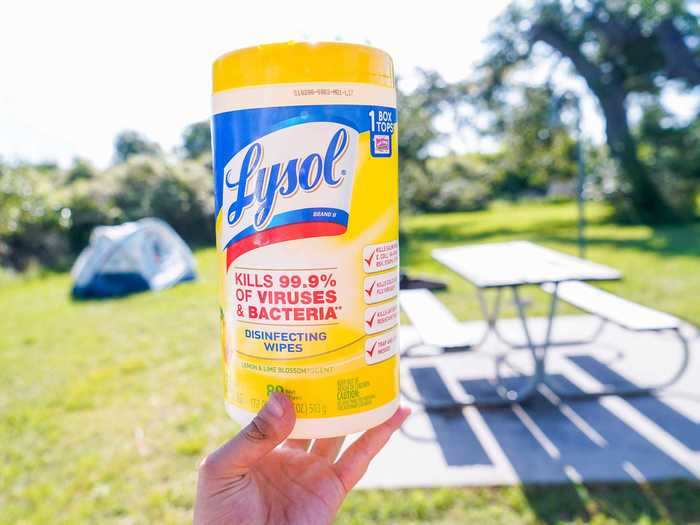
[402,217,590,245]
[539,223,700,259]
[522,480,700,525]
[68,279,199,304]
[400,212,700,267]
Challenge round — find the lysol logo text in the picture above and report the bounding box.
[220,121,358,263]
[225,128,349,230]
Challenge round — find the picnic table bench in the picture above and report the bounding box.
[399,289,481,354]
[400,241,690,409]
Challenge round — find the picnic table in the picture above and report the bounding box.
[430,240,622,405]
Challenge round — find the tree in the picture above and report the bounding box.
[113,130,160,164]
[108,156,214,244]
[491,86,578,198]
[634,102,700,219]
[398,69,466,165]
[182,121,212,160]
[398,70,469,210]
[66,157,96,182]
[478,0,700,222]
[0,164,71,270]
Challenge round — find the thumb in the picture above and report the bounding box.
[200,393,296,479]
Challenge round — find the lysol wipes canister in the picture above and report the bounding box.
[212,42,399,438]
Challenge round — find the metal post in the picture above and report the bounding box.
[549,91,587,259]
[574,100,586,260]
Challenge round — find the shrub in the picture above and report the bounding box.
[0,156,216,271]
[0,164,72,270]
[108,156,214,245]
[400,155,491,213]
[62,182,119,253]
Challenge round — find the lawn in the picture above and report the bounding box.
[400,200,700,325]
[1,200,698,524]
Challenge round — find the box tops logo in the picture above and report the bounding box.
[222,122,358,266]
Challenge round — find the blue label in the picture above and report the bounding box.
[212,105,397,216]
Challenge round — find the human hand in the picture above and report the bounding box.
[194,393,410,525]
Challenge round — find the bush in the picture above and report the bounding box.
[400,156,491,213]
[0,155,216,271]
[62,182,118,253]
[0,164,72,270]
[108,156,214,245]
[637,107,700,221]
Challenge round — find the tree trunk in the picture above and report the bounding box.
[595,85,678,222]
[530,23,679,223]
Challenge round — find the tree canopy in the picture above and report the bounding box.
[478,0,700,222]
[113,130,161,164]
[181,121,212,160]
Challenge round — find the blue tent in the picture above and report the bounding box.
[71,218,196,299]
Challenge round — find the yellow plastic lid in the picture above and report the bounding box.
[212,41,395,93]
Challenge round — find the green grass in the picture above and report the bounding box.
[400,200,700,324]
[1,200,698,524]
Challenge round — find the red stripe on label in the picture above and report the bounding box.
[226,222,347,268]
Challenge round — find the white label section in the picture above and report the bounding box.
[221,122,358,250]
[364,302,398,335]
[365,328,398,365]
[213,82,397,114]
[363,270,399,305]
[363,240,399,273]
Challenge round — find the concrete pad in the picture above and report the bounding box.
[355,316,700,488]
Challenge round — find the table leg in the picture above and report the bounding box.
[400,286,537,410]
[489,286,606,348]
[476,286,550,351]
[493,284,561,402]
[475,287,502,348]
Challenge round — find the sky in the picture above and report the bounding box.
[0,0,511,167]
[1,0,697,168]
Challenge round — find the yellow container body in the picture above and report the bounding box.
[212,42,399,438]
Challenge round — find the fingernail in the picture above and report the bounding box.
[264,393,284,418]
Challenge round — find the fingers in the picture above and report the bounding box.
[284,439,311,452]
[200,393,295,479]
[310,436,345,462]
[333,406,410,492]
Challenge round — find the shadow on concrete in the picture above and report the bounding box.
[408,367,491,466]
[460,374,692,482]
[410,356,700,478]
[567,355,700,451]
